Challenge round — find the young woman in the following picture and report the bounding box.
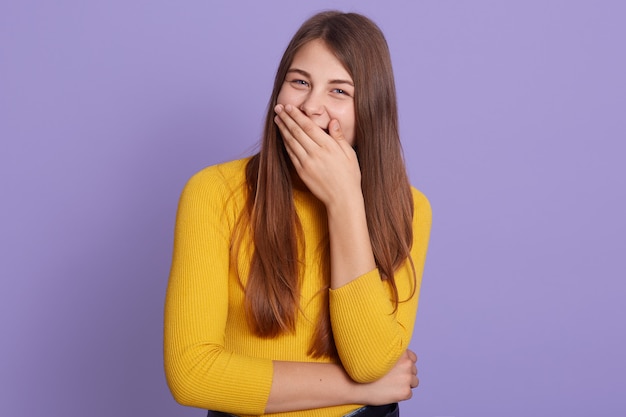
[164,11,432,417]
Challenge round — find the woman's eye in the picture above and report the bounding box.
[332,88,351,97]
[291,79,309,87]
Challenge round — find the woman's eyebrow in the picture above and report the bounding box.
[287,68,354,86]
[328,79,354,86]
[286,68,311,78]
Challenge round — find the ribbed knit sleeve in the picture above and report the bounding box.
[164,162,273,415]
[329,188,432,383]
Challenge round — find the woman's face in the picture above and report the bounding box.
[276,39,356,145]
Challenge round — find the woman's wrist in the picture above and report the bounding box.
[324,187,365,216]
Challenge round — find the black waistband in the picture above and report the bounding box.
[206,402,399,417]
[346,403,399,417]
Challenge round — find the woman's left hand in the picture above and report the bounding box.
[274,104,362,208]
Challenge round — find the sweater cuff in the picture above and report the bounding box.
[328,268,390,311]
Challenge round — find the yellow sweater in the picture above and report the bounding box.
[164,158,432,417]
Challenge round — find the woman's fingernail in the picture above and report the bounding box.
[332,120,340,131]
[285,104,293,112]
[274,104,283,113]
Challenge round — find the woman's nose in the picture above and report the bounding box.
[299,91,325,116]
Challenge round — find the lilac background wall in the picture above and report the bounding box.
[1,1,624,416]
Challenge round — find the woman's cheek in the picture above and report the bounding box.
[276,87,302,108]
[330,108,356,142]
[275,87,289,106]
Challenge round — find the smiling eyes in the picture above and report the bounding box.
[288,79,352,97]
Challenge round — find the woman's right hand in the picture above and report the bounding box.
[357,350,419,405]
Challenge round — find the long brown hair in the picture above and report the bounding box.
[239,11,414,358]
